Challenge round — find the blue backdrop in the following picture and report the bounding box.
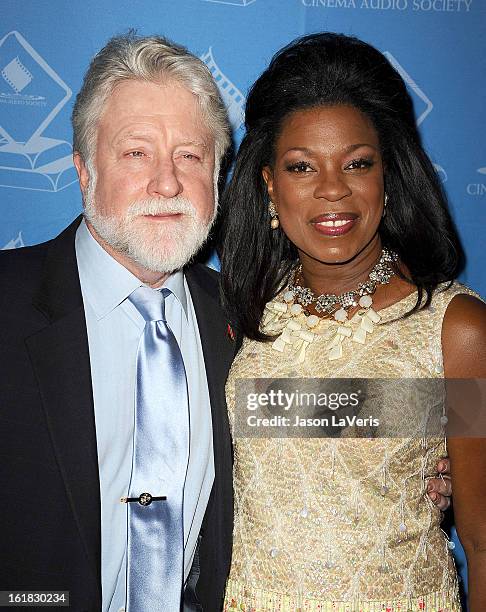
[1,0,484,602]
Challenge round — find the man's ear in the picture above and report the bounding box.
[262,166,275,203]
[73,152,90,194]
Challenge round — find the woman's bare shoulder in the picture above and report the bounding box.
[442,293,486,378]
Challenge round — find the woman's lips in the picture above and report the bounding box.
[311,212,358,236]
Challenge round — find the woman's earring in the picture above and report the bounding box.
[383,193,388,218]
[269,201,279,229]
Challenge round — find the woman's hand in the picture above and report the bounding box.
[427,458,452,510]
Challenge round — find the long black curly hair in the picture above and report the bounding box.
[220,32,463,340]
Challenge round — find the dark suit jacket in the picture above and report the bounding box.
[0,217,235,611]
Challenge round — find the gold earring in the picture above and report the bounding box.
[269,201,279,229]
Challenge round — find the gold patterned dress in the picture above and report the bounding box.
[223,283,475,612]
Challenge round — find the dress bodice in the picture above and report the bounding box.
[224,283,475,612]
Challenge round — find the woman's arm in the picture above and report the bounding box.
[442,294,486,612]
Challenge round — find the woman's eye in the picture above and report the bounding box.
[346,158,374,170]
[286,161,313,173]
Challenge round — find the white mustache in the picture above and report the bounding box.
[126,196,197,218]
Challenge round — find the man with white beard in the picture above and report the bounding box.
[0,33,235,612]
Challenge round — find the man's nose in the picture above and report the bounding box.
[147,160,183,199]
[313,168,352,202]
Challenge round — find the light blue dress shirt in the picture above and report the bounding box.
[75,220,214,612]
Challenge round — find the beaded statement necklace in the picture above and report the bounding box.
[288,248,398,322]
[262,248,399,362]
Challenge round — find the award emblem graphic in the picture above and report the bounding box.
[201,48,245,131]
[2,231,24,250]
[384,51,433,126]
[466,167,486,197]
[434,164,448,183]
[0,31,77,192]
[203,0,256,5]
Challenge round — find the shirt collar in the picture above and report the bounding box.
[163,266,188,317]
[75,219,188,320]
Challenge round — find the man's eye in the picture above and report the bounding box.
[181,153,200,161]
[127,151,145,158]
[286,161,313,173]
[346,158,374,170]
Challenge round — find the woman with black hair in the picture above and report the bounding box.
[221,33,486,611]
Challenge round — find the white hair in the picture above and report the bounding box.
[72,32,230,166]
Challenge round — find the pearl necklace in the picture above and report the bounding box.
[263,248,399,362]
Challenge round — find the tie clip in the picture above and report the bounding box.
[120,492,167,506]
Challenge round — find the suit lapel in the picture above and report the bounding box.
[185,265,235,489]
[25,217,101,593]
[185,264,239,605]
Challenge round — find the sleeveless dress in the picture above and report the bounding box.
[223,282,476,612]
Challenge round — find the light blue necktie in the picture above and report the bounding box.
[126,286,189,612]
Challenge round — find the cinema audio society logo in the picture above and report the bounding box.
[201,48,245,131]
[0,31,77,192]
[434,164,448,183]
[466,167,486,197]
[301,0,472,11]
[203,0,256,5]
[384,52,433,126]
[2,231,24,250]
[384,54,450,184]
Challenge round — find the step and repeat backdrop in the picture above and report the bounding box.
[1,0,484,599]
